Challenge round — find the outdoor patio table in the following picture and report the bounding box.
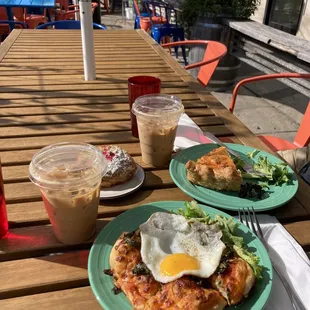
[0,29,309,309]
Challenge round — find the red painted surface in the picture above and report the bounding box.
[0,162,8,239]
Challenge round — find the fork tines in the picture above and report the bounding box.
[238,207,267,249]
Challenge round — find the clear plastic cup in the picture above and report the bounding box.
[29,142,108,244]
[132,94,184,167]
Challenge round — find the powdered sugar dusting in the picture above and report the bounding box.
[101,145,134,177]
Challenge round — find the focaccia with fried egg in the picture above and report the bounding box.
[109,232,227,310]
[186,146,242,191]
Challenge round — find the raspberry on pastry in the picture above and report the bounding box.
[98,145,137,188]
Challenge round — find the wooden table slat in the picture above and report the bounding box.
[0,250,90,299]
[0,116,221,138]
[0,286,101,310]
[0,110,215,127]
[0,81,187,93]
[0,95,203,111]
[0,87,193,100]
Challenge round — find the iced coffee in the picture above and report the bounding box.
[29,143,108,244]
[132,94,184,167]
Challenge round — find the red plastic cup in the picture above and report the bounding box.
[128,76,161,138]
[0,159,8,239]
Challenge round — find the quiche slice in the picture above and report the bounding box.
[186,146,242,191]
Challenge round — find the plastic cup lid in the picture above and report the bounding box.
[132,94,184,119]
[29,142,108,191]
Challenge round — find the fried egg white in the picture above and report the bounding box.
[139,212,226,283]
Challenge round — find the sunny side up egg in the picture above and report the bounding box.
[139,212,226,283]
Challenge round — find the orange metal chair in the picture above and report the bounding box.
[229,73,310,151]
[13,7,47,29]
[161,40,227,87]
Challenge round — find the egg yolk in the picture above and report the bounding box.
[160,253,199,276]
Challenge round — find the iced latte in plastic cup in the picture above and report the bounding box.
[132,94,184,167]
[29,143,108,244]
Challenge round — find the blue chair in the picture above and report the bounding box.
[143,0,187,65]
[36,20,107,30]
[0,21,28,41]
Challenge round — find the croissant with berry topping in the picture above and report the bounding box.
[98,145,137,188]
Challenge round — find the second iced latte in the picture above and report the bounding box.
[132,94,184,167]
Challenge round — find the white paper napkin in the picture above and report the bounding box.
[258,215,310,310]
[173,113,212,152]
[173,113,310,309]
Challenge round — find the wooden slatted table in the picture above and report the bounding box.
[0,29,309,309]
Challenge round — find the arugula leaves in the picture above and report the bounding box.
[236,149,291,185]
[252,154,290,185]
[178,201,263,279]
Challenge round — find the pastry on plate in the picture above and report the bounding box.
[98,145,137,188]
[186,146,242,191]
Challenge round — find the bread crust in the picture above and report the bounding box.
[210,257,255,305]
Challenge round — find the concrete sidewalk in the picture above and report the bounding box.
[101,9,308,143]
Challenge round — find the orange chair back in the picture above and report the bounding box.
[195,41,227,86]
[162,40,227,87]
[12,8,25,21]
[229,73,310,150]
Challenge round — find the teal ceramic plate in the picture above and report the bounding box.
[170,143,298,211]
[88,201,273,310]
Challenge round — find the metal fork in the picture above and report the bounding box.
[238,207,306,310]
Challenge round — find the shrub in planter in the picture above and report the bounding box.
[180,0,261,37]
[179,0,260,90]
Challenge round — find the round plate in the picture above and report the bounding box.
[100,165,145,199]
[169,144,298,211]
[88,201,273,310]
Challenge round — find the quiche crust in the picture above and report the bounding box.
[186,147,242,191]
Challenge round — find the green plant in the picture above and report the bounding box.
[180,0,260,33]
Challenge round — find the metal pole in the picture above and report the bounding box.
[79,0,96,80]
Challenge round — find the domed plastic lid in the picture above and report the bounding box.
[132,94,184,119]
[29,142,108,191]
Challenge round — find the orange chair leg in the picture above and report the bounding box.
[104,0,110,14]
[294,102,310,148]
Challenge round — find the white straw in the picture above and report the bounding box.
[79,0,96,81]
